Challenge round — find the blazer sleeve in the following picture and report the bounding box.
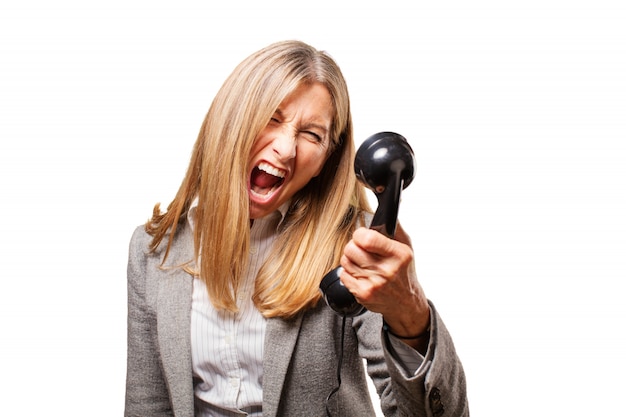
[355,302,469,417]
[124,227,175,416]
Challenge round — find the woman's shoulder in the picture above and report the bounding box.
[130,219,191,252]
[128,224,158,259]
[130,220,194,267]
[130,224,151,245]
[127,225,155,277]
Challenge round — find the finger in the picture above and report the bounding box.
[351,227,398,257]
[351,228,414,272]
[341,244,381,277]
[340,268,385,302]
[340,255,392,292]
[340,253,375,280]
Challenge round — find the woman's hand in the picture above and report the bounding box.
[339,223,431,351]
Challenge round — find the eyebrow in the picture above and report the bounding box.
[274,109,330,136]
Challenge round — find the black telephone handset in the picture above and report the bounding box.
[319,132,415,316]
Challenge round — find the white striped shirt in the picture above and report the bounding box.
[189,202,284,417]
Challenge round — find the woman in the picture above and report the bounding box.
[125,40,468,417]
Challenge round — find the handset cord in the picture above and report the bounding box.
[325,315,347,417]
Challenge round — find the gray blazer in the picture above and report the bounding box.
[125,222,468,417]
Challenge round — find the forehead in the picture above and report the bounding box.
[276,83,333,122]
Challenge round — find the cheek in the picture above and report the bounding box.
[302,148,329,178]
[250,133,266,153]
[248,133,269,162]
[313,156,327,177]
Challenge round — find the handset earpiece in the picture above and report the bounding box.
[320,132,415,317]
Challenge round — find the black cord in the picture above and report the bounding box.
[325,315,347,417]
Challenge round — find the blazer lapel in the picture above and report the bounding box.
[262,313,304,417]
[156,225,195,417]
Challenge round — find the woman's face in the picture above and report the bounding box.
[248,82,333,219]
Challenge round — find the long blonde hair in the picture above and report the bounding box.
[146,40,370,318]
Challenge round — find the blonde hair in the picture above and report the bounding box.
[146,40,370,318]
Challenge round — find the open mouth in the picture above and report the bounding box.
[250,162,286,197]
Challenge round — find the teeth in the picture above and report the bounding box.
[258,162,285,178]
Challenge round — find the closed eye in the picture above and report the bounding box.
[270,109,285,125]
[303,131,323,142]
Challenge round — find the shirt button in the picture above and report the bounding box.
[229,377,239,388]
[250,245,258,254]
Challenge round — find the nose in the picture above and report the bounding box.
[272,129,297,160]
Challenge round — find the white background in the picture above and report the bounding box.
[1,1,625,415]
